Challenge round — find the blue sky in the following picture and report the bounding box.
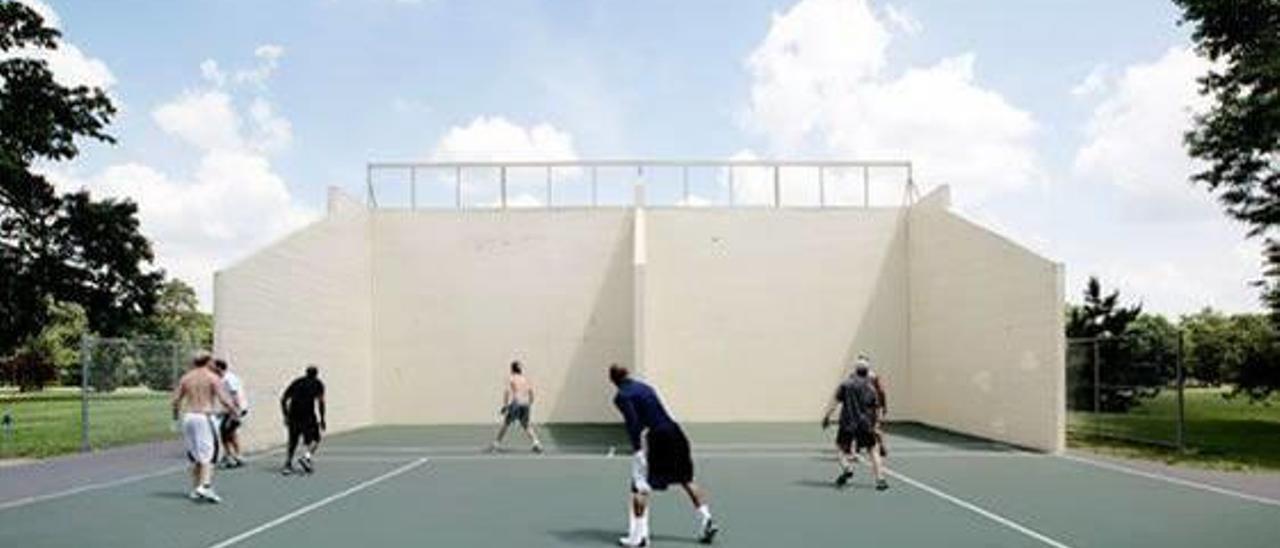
[25,0,1261,315]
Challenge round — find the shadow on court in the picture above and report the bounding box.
[548,528,703,546]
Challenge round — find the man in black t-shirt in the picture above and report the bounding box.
[280,366,326,475]
[821,364,888,491]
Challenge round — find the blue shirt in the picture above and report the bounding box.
[613,379,675,451]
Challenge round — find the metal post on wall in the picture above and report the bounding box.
[682,166,689,205]
[862,165,871,207]
[79,335,90,453]
[409,167,417,210]
[591,166,598,207]
[728,166,735,207]
[1176,330,1186,450]
[546,165,553,207]
[455,166,462,209]
[500,166,508,209]
[773,165,781,208]
[818,167,826,207]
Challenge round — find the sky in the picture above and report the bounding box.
[19,0,1265,316]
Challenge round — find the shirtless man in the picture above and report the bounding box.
[489,361,543,453]
[171,353,240,503]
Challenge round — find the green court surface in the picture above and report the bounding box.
[1,423,1277,547]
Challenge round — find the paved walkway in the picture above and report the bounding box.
[0,441,184,507]
[1069,450,1280,502]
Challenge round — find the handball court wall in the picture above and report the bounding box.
[215,186,1064,453]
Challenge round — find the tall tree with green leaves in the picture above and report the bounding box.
[0,1,162,359]
[1174,0,1280,320]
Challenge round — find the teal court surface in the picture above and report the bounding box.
[1,423,1277,547]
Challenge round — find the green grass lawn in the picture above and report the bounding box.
[1069,387,1280,471]
[0,387,172,459]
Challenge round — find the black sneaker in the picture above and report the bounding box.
[835,470,854,488]
[699,517,719,544]
[875,479,889,491]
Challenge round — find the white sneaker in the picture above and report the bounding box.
[617,535,648,547]
[194,485,222,504]
[188,490,200,501]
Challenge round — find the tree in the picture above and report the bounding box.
[1223,314,1280,401]
[0,298,86,391]
[0,1,162,359]
[1066,277,1162,412]
[1174,1,1280,320]
[1181,308,1234,385]
[138,279,212,347]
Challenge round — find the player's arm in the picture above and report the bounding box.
[213,381,239,416]
[317,383,326,431]
[614,397,643,452]
[873,377,888,418]
[821,387,841,429]
[280,383,293,423]
[170,380,187,420]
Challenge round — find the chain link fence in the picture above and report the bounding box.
[1067,334,1186,448]
[0,336,196,459]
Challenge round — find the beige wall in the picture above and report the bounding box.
[642,209,911,422]
[370,209,634,424]
[908,187,1065,452]
[213,189,374,452]
[214,186,1064,451]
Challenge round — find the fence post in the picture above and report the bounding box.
[79,335,91,453]
[1092,338,1101,416]
[1176,330,1186,450]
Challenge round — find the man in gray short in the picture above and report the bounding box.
[489,361,543,453]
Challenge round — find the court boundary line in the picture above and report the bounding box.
[0,447,284,512]
[1058,453,1280,508]
[205,457,429,548]
[326,450,1041,462]
[886,469,1074,548]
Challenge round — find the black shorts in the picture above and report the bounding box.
[836,426,877,454]
[503,403,531,428]
[220,414,242,438]
[288,416,322,445]
[646,423,694,490]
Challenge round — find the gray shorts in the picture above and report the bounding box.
[503,403,531,428]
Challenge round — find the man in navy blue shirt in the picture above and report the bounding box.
[610,364,719,546]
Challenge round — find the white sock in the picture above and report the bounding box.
[303,450,312,460]
[637,509,650,539]
[625,512,638,539]
[696,504,712,522]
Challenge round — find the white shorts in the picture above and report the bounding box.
[182,413,221,464]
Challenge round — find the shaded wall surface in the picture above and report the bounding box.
[216,186,1064,452]
[214,191,373,451]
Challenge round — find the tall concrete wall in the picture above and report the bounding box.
[215,185,1064,452]
[642,209,911,422]
[213,190,374,452]
[370,210,634,424]
[908,188,1065,452]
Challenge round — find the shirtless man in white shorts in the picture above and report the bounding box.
[171,353,240,503]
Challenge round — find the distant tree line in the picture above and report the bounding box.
[1067,276,1279,413]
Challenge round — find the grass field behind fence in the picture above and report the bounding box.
[0,387,171,459]
[1069,387,1280,470]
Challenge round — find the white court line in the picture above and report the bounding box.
[205,457,428,548]
[1058,454,1280,508]
[0,447,284,512]
[408,450,1040,462]
[326,441,1005,453]
[887,469,1074,548]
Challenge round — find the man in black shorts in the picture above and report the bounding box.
[610,364,719,546]
[822,363,888,491]
[280,366,325,475]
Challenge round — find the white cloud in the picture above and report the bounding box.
[1071,64,1109,97]
[884,4,921,35]
[7,1,115,90]
[742,0,1040,203]
[233,44,285,88]
[1073,46,1216,219]
[419,116,580,207]
[200,59,227,87]
[47,47,313,307]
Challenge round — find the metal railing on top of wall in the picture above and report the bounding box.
[365,159,916,210]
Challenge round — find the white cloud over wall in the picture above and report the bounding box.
[421,116,580,207]
[742,0,1041,203]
